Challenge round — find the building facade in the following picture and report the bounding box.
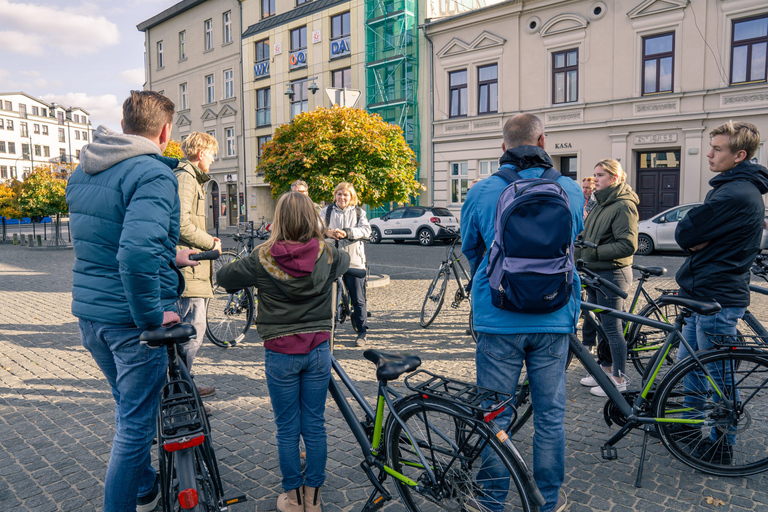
[424,0,768,219]
[138,0,245,230]
[0,92,91,183]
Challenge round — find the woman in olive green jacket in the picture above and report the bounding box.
[574,159,639,397]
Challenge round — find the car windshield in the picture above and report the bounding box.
[431,208,453,217]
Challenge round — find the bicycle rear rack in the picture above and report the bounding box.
[404,370,516,416]
[706,333,768,349]
[655,288,679,295]
[159,378,204,440]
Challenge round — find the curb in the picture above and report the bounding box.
[367,274,390,289]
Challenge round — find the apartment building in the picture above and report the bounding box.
[0,92,91,183]
[424,0,768,219]
[138,0,245,230]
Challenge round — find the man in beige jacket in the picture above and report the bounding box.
[175,132,221,398]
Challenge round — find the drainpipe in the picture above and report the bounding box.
[238,0,248,222]
[419,23,435,206]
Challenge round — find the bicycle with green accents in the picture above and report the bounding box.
[328,349,545,511]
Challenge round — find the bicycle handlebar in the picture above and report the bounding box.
[432,221,459,237]
[189,249,221,261]
[574,239,597,249]
[578,262,629,300]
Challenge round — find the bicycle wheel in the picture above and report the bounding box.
[386,397,533,512]
[206,286,255,347]
[626,302,682,376]
[469,309,478,343]
[653,349,768,476]
[212,250,238,287]
[420,268,449,327]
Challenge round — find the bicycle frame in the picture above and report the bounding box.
[443,238,471,305]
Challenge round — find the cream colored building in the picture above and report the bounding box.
[139,0,245,230]
[424,0,768,220]
[241,0,366,218]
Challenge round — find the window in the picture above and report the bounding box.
[225,127,235,157]
[33,123,40,134]
[59,148,66,162]
[10,166,16,178]
[32,106,39,116]
[157,40,164,68]
[451,162,468,203]
[262,0,275,19]
[332,67,352,89]
[0,119,3,128]
[224,69,234,99]
[731,14,768,85]
[449,70,467,117]
[205,74,215,103]
[256,87,271,127]
[19,104,26,117]
[297,0,312,4]
[642,32,674,95]
[34,144,41,157]
[75,131,80,140]
[223,11,232,44]
[180,83,188,110]
[41,108,47,117]
[0,141,4,153]
[204,19,213,51]
[57,112,63,124]
[331,12,350,39]
[43,146,49,157]
[291,26,307,51]
[82,131,88,141]
[0,166,6,179]
[8,142,15,154]
[552,49,578,104]
[20,122,28,137]
[478,64,498,114]
[58,128,65,142]
[3,101,10,110]
[76,149,81,159]
[21,143,30,159]
[290,80,309,119]
[257,135,271,166]
[559,156,577,180]
[74,114,80,123]
[179,30,186,60]
[479,159,496,176]
[42,125,48,135]
[254,39,270,78]
[6,120,12,130]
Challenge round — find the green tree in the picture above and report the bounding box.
[17,167,68,218]
[258,106,421,206]
[0,180,22,241]
[163,139,184,159]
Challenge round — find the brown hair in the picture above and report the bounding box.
[291,179,308,191]
[122,91,175,138]
[181,132,219,159]
[503,114,544,148]
[595,159,627,184]
[333,182,359,206]
[262,192,325,255]
[710,121,761,160]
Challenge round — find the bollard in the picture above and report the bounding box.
[27,234,35,247]
[36,234,42,246]
[13,233,18,245]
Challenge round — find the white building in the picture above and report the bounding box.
[0,92,92,182]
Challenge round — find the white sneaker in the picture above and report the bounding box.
[590,372,629,397]
[580,374,598,387]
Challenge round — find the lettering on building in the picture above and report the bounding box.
[445,123,470,132]
[331,36,351,58]
[546,111,581,123]
[289,50,307,70]
[722,93,768,105]
[635,101,677,114]
[634,133,678,145]
[254,61,269,78]
[554,143,572,149]
[473,120,499,130]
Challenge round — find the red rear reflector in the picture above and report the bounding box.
[163,434,205,452]
[179,489,199,509]
[430,217,439,223]
[484,406,505,422]
[266,223,271,231]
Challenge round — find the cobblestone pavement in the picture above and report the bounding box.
[1,243,768,512]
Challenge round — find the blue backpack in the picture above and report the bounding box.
[485,164,574,314]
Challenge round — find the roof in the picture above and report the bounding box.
[243,0,349,39]
[137,0,208,32]
[0,92,90,115]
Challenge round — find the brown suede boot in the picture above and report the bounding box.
[303,486,321,512]
[276,488,303,512]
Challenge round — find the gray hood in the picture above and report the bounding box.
[79,125,162,175]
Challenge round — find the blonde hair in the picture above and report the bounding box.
[181,132,219,160]
[595,159,626,184]
[710,121,761,160]
[262,192,325,254]
[333,182,359,206]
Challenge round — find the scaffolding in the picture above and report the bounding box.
[365,0,420,213]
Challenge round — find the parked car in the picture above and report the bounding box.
[636,203,768,255]
[369,206,459,246]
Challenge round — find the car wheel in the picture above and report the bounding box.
[636,234,654,256]
[370,227,381,244]
[418,228,435,246]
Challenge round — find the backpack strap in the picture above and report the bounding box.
[355,206,362,225]
[325,206,332,227]
[493,164,522,184]
[540,168,562,181]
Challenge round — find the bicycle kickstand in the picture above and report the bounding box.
[359,459,392,512]
[634,424,654,488]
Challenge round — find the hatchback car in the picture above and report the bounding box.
[636,203,768,255]
[369,206,459,246]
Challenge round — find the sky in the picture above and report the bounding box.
[1,0,182,131]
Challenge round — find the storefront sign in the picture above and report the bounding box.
[254,61,269,79]
[554,143,572,149]
[312,30,321,44]
[274,42,282,55]
[289,50,307,70]
[225,173,236,183]
[330,36,350,58]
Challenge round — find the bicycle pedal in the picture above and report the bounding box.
[222,495,248,507]
[601,445,618,460]
[361,492,390,512]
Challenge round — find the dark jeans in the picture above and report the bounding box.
[343,268,367,333]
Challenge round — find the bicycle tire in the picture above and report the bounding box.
[626,302,682,376]
[469,309,478,343]
[420,268,449,327]
[206,286,255,348]
[653,349,768,476]
[386,397,533,512]
[212,251,238,287]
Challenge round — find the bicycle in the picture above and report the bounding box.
[328,348,546,511]
[420,224,475,341]
[509,294,768,486]
[330,275,356,351]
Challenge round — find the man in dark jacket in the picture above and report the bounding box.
[66,91,181,512]
[674,120,768,462]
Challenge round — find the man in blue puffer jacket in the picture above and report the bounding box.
[66,91,183,512]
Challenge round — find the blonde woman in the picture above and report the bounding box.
[321,182,372,346]
[217,192,350,512]
[574,159,639,397]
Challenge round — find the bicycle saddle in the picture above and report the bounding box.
[140,323,197,348]
[631,264,667,276]
[363,350,422,381]
[656,295,721,315]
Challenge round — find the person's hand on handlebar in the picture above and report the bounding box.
[176,248,201,267]
[162,311,180,327]
[212,237,222,254]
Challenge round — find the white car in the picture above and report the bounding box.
[369,206,459,246]
[636,203,768,255]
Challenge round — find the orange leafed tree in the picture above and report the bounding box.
[163,139,184,159]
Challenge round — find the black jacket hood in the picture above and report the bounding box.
[498,145,554,171]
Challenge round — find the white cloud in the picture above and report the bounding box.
[41,92,122,131]
[0,0,120,57]
[0,68,62,90]
[117,68,146,87]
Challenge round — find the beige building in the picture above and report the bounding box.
[241,0,366,218]
[138,0,245,230]
[424,0,768,220]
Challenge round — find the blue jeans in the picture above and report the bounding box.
[265,342,332,491]
[79,319,168,512]
[476,332,568,512]
[678,307,746,444]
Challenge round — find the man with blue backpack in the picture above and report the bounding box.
[461,113,584,512]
